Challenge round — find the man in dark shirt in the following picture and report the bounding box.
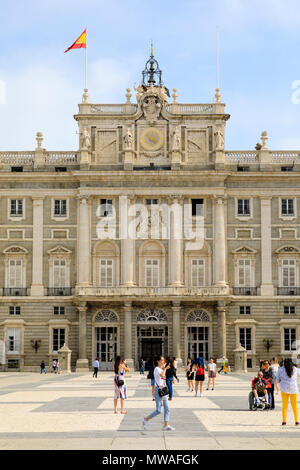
[165,358,178,401]
[262,360,275,409]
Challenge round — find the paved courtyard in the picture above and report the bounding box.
[0,370,300,450]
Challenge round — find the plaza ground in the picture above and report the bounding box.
[0,370,300,450]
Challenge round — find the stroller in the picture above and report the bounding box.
[248,377,272,411]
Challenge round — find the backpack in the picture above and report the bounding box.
[196,366,204,376]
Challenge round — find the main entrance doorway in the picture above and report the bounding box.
[187,326,209,361]
[141,338,162,362]
[95,326,117,371]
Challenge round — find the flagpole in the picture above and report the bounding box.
[85,29,87,90]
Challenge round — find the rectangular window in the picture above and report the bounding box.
[284,306,295,315]
[146,199,158,206]
[284,328,296,351]
[239,327,252,351]
[238,259,252,286]
[237,199,250,216]
[191,199,204,217]
[191,259,205,287]
[53,306,65,315]
[54,199,67,216]
[9,306,21,315]
[281,199,294,216]
[240,306,251,315]
[145,259,160,287]
[7,328,20,353]
[100,199,113,217]
[53,259,67,287]
[99,259,113,287]
[53,328,65,352]
[10,199,23,216]
[281,259,296,287]
[8,259,23,288]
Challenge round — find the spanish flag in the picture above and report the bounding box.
[64,29,86,53]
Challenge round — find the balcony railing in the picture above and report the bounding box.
[233,287,258,296]
[1,288,29,296]
[277,287,300,296]
[75,286,229,297]
[46,287,74,296]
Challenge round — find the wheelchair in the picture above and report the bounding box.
[248,390,271,411]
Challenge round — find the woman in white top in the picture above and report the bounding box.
[142,355,175,431]
[207,358,217,390]
[276,358,300,426]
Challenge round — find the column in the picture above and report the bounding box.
[120,195,136,286]
[213,196,227,287]
[124,301,134,369]
[168,195,183,286]
[77,195,91,287]
[76,302,89,372]
[260,197,274,296]
[216,302,227,361]
[31,197,44,296]
[172,301,183,367]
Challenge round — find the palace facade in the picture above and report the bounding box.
[1,52,300,371]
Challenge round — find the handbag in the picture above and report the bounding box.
[158,386,169,397]
[117,379,124,387]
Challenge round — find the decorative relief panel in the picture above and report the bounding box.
[95,130,118,164]
[187,130,207,163]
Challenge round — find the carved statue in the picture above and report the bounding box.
[142,95,162,123]
[172,126,181,151]
[82,127,91,150]
[214,128,224,150]
[124,127,133,149]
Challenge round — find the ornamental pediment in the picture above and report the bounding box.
[3,245,28,255]
[47,245,72,256]
[275,245,300,254]
[232,246,257,255]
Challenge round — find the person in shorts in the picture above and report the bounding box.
[186,357,194,392]
[194,362,205,397]
[207,357,216,390]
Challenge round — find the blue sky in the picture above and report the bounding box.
[0,0,300,150]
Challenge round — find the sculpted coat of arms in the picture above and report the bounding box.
[141,95,162,124]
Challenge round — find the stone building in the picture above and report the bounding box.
[0,52,300,371]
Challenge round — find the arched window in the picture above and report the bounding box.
[137,308,167,323]
[94,310,118,323]
[186,310,210,322]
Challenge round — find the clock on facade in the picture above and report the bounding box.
[140,127,163,151]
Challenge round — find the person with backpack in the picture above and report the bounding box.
[194,361,205,397]
[207,357,217,390]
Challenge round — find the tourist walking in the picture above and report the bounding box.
[52,359,57,373]
[56,360,61,374]
[194,361,205,397]
[218,356,227,374]
[276,358,300,426]
[139,358,145,375]
[114,356,130,414]
[262,360,275,409]
[142,355,175,431]
[207,358,217,390]
[186,357,194,392]
[271,357,280,394]
[40,360,46,374]
[93,357,100,378]
[165,357,178,401]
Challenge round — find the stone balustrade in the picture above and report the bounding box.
[46,151,78,164]
[0,152,35,165]
[225,151,258,163]
[75,286,229,297]
[90,104,138,114]
[270,151,300,163]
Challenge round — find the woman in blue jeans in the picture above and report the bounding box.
[142,355,175,431]
[165,357,178,401]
